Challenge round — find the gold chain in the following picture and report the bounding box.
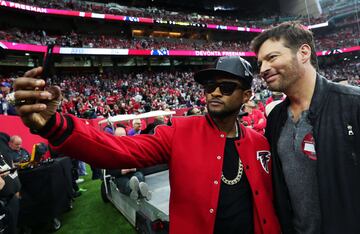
[221,158,243,185]
[221,123,243,186]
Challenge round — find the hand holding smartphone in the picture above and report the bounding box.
[13,43,61,130]
[0,167,17,176]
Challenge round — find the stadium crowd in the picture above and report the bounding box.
[1,28,358,51]
[50,70,204,117]
[0,28,252,51]
[314,26,359,50]
[1,62,358,117]
[12,0,331,28]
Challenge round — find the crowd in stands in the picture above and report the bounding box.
[45,70,204,117]
[0,28,251,51]
[1,62,358,117]
[322,0,358,16]
[315,26,359,51]
[12,0,330,28]
[319,61,359,86]
[0,28,244,50]
[2,27,358,51]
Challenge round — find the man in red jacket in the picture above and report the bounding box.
[13,56,280,234]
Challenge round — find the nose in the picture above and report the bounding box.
[259,61,271,78]
[209,86,222,97]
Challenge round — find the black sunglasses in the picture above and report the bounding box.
[203,81,244,96]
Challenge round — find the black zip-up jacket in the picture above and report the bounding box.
[265,75,360,234]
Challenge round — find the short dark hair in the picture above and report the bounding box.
[251,21,318,70]
[116,123,127,129]
[186,107,200,116]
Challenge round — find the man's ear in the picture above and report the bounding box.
[242,89,252,104]
[298,44,311,64]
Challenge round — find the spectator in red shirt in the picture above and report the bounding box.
[241,100,266,134]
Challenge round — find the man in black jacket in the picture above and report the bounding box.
[8,135,30,163]
[251,21,360,234]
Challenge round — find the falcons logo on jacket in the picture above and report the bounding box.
[256,151,271,174]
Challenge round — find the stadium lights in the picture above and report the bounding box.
[169,32,182,37]
[152,31,182,37]
[132,30,144,36]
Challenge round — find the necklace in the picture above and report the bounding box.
[226,121,239,138]
[221,123,243,185]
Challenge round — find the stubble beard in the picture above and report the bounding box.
[267,57,301,92]
[207,103,240,119]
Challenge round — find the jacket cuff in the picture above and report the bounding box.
[31,112,74,146]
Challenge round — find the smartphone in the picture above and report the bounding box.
[41,44,55,79]
[0,167,17,175]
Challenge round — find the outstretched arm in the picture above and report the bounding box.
[13,67,61,130]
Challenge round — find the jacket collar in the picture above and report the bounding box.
[205,113,217,129]
[308,74,330,122]
[205,113,244,139]
[280,73,329,123]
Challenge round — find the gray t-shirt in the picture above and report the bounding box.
[277,109,321,234]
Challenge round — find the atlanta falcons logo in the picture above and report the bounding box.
[256,151,271,174]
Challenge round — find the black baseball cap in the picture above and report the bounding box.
[194,56,253,88]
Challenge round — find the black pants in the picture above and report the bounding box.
[90,166,101,180]
[0,195,19,234]
[71,159,79,192]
